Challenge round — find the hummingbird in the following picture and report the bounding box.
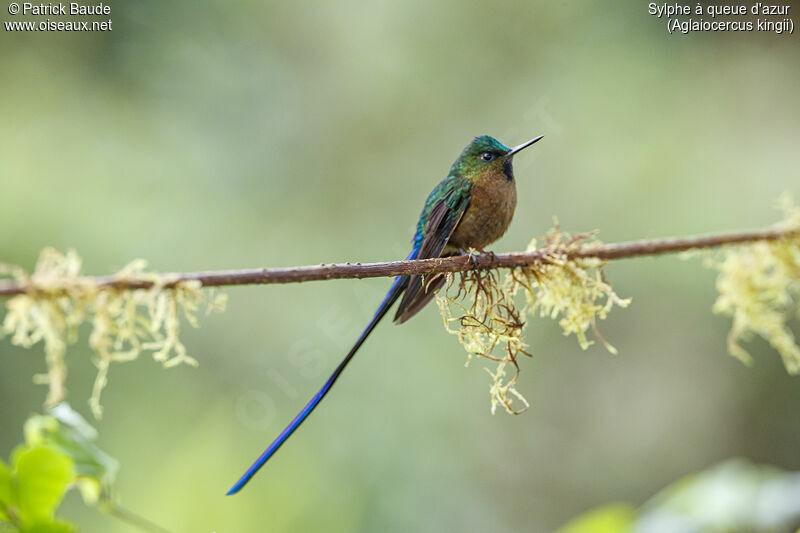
[227,134,544,495]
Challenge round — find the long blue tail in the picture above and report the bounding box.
[227,274,409,495]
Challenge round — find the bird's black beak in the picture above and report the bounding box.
[506,135,544,157]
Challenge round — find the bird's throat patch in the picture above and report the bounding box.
[502,159,514,181]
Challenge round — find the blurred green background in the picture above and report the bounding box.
[1,1,798,531]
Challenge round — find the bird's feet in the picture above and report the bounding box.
[458,248,497,269]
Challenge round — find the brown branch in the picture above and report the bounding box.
[0,227,797,298]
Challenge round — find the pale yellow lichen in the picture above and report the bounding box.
[523,227,631,354]
[437,227,630,415]
[0,249,227,418]
[706,195,800,372]
[436,196,800,416]
[5,199,798,423]
[436,267,532,414]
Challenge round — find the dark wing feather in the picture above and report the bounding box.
[394,182,470,324]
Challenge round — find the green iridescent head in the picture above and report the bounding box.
[450,135,544,181]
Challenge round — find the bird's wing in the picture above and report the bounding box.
[227,178,469,494]
[394,178,471,324]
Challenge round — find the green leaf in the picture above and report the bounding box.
[75,478,101,505]
[639,458,800,531]
[26,404,119,505]
[14,446,73,525]
[555,504,635,533]
[0,459,12,522]
[21,520,76,533]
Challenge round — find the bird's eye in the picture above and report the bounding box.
[480,152,495,161]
